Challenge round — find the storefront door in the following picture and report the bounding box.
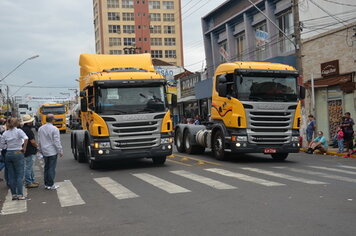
[327,86,343,140]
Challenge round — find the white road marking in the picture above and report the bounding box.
[94,177,139,200]
[309,166,356,175]
[337,165,356,170]
[241,167,327,184]
[0,189,28,215]
[56,181,85,207]
[205,168,285,187]
[132,173,191,194]
[274,167,356,183]
[171,170,237,190]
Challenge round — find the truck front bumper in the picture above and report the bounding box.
[90,144,173,162]
[229,142,300,154]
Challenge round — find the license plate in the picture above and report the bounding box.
[264,148,277,154]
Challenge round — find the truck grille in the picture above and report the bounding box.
[248,111,293,145]
[106,119,161,150]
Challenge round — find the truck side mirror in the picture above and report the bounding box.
[79,91,86,97]
[171,94,177,107]
[299,86,306,99]
[218,83,227,97]
[80,98,88,112]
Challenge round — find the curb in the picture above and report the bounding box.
[300,148,356,158]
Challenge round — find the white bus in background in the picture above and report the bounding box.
[18,104,29,119]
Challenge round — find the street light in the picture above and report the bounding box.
[11,81,33,96]
[0,55,39,83]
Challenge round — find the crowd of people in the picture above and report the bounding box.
[0,114,63,201]
[306,112,355,155]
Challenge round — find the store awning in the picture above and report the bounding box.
[195,78,213,99]
[304,73,353,88]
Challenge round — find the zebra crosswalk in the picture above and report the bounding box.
[1,164,356,216]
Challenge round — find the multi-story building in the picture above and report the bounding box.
[93,0,184,66]
[201,0,297,78]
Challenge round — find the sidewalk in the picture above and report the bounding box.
[300,147,356,158]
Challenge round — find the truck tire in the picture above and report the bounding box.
[152,156,166,165]
[183,130,205,154]
[175,128,185,153]
[212,130,227,160]
[271,153,288,161]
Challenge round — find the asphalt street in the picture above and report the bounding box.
[1,133,356,236]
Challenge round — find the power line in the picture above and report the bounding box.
[0,83,76,89]
[320,0,356,7]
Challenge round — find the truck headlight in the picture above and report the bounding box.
[161,137,173,144]
[236,136,247,142]
[291,136,300,142]
[94,142,111,148]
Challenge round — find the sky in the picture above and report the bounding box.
[0,0,226,108]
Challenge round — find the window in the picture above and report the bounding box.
[109,50,122,54]
[150,25,161,34]
[109,37,121,46]
[163,1,174,9]
[107,0,119,8]
[95,41,100,53]
[149,1,160,9]
[109,25,121,33]
[165,50,176,58]
[151,50,163,58]
[123,25,135,33]
[163,13,174,22]
[151,38,162,46]
[150,13,161,21]
[254,22,268,61]
[219,42,228,63]
[123,37,135,46]
[123,12,135,21]
[236,33,246,60]
[95,29,99,39]
[108,12,120,21]
[164,38,176,46]
[277,11,294,54]
[122,0,134,8]
[164,25,175,34]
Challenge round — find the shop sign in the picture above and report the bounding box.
[321,60,339,77]
[180,74,201,98]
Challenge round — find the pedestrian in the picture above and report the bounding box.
[21,114,39,188]
[0,117,30,200]
[193,115,201,125]
[341,112,354,153]
[336,125,344,153]
[306,131,328,154]
[306,115,316,146]
[38,114,63,190]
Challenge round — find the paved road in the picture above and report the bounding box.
[1,133,356,236]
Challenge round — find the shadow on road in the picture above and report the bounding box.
[90,159,169,172]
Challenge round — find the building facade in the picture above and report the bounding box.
[93,0,184,66]
[302,23,356,141]
[202,0,297,78]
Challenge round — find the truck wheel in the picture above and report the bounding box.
[88,158,99,169]
[212,130,226,160]
[152,156,166,165]
[183,130,205,154]
[77,144,86,163]
[60,130,66,134]
[271,153,288,161]
[175,128,185,153]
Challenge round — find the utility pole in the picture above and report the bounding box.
[292,0,303,76]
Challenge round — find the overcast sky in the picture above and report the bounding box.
[0,0,226,107]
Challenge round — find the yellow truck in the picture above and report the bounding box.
[36,103,67,133]
[71,53,174,169]
[174,61,305,161]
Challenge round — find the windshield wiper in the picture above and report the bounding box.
[136,108,157,113]
[249,96,264,101]
[112,110,128,114]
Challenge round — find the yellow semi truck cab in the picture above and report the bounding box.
[71,53,173,169]
[37,104,67,133]
[174,61,305,161]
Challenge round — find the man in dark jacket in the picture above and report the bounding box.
[21,114,39,188]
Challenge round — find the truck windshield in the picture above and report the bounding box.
[97,86,166,115]
[42,106,66,114]
[236,76,298,102]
